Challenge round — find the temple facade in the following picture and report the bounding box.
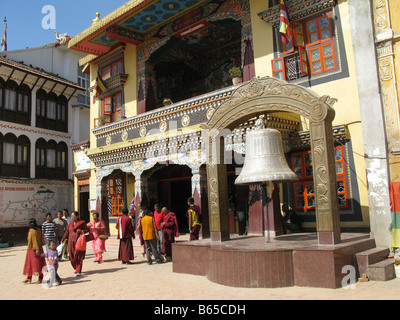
[68,0,389,245]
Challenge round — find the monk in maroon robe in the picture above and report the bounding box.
[116,208,135,264]
[161,207,179,261]
[61,211,88,276]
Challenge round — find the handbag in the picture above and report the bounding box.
[75,233,87,251]
[99,234,108,240]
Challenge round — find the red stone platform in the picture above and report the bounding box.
[172,233,377,289]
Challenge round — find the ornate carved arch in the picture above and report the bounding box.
[202,76,341,244]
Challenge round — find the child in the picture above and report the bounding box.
[41,241,62,288]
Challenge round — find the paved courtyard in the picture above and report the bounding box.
[1,234,400,301]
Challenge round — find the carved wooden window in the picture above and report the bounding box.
[101,92,123,123]
[0,80,31,125]
[291,145,349,211]
[107,176,125,216]
[1,133,30,178]
[102,59,123,80]
[36,90,68,133]
[35,139,68,180]
[272,11,337,81]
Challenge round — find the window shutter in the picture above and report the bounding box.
[299,47,309,75]
[293,22,305,48]
[271,57,286,80]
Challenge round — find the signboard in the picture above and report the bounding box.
[0,179,73,228]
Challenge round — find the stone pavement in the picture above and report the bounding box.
[1,234,400,301]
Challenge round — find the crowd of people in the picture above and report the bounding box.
[21,197,202,288]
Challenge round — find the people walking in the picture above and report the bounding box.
[139,209,164,265]
[62,209,72,225]
[42,213,57,251]
[61,211,88,276]
[116,208,135,264]
[161,207,179,261]
[87,212,107,263]
[22,218,46,284]
[41,240,62,287]
[53,211,67,245]
[53,211,67,261]
[153,204,164,255]
[187,197,202,241]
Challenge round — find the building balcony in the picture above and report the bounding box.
[88,81,302,167]
[92,85,237,147]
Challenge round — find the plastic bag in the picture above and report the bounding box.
[56,243,64,255]
[75,233,86,251]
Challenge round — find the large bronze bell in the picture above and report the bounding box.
[235,118,298,185]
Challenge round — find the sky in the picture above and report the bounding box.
[0,0,129,51]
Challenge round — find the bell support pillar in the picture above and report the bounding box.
[205,135,230,242]
[309,109,341,245]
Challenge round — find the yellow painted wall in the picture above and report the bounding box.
[250,0,274,78]
[249,0,370,228]
[123,43,138,118]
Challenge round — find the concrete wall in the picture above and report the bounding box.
[348,0,392,248]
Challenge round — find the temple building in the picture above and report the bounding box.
[67,0,389,249]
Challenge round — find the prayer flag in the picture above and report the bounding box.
[1,18,7,52]
[390,182,400,251]
[279,0,292,45]
[92,71,107,103]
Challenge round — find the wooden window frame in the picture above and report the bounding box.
[273,12,336,80]
[35,90,68,133]
[101,92,123,124]
[107,176,125,216]
[308,42,336,75]
[291,146,349,212]
[0,81,31,126]
[271,57,286,80]
[35,139,68,180]
[293,21,306,48]
[102,59,123,80]
[2,133,30,178]
[306,13,333,47]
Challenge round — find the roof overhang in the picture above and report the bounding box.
[68,0,212,55]
[0,56,85,100]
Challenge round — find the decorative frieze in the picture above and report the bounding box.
[258,0,335,26]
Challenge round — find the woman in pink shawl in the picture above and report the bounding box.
[160,207,179,261]
[87,212,107,263]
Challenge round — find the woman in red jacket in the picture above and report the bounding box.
[61,211,88,276]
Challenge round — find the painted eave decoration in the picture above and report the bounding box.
[68,0,214,55]
[258,0,336,25]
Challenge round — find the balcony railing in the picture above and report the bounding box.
[93,85,237,148]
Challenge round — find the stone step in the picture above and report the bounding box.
[367,259,396,281]
[356,247,390,275]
